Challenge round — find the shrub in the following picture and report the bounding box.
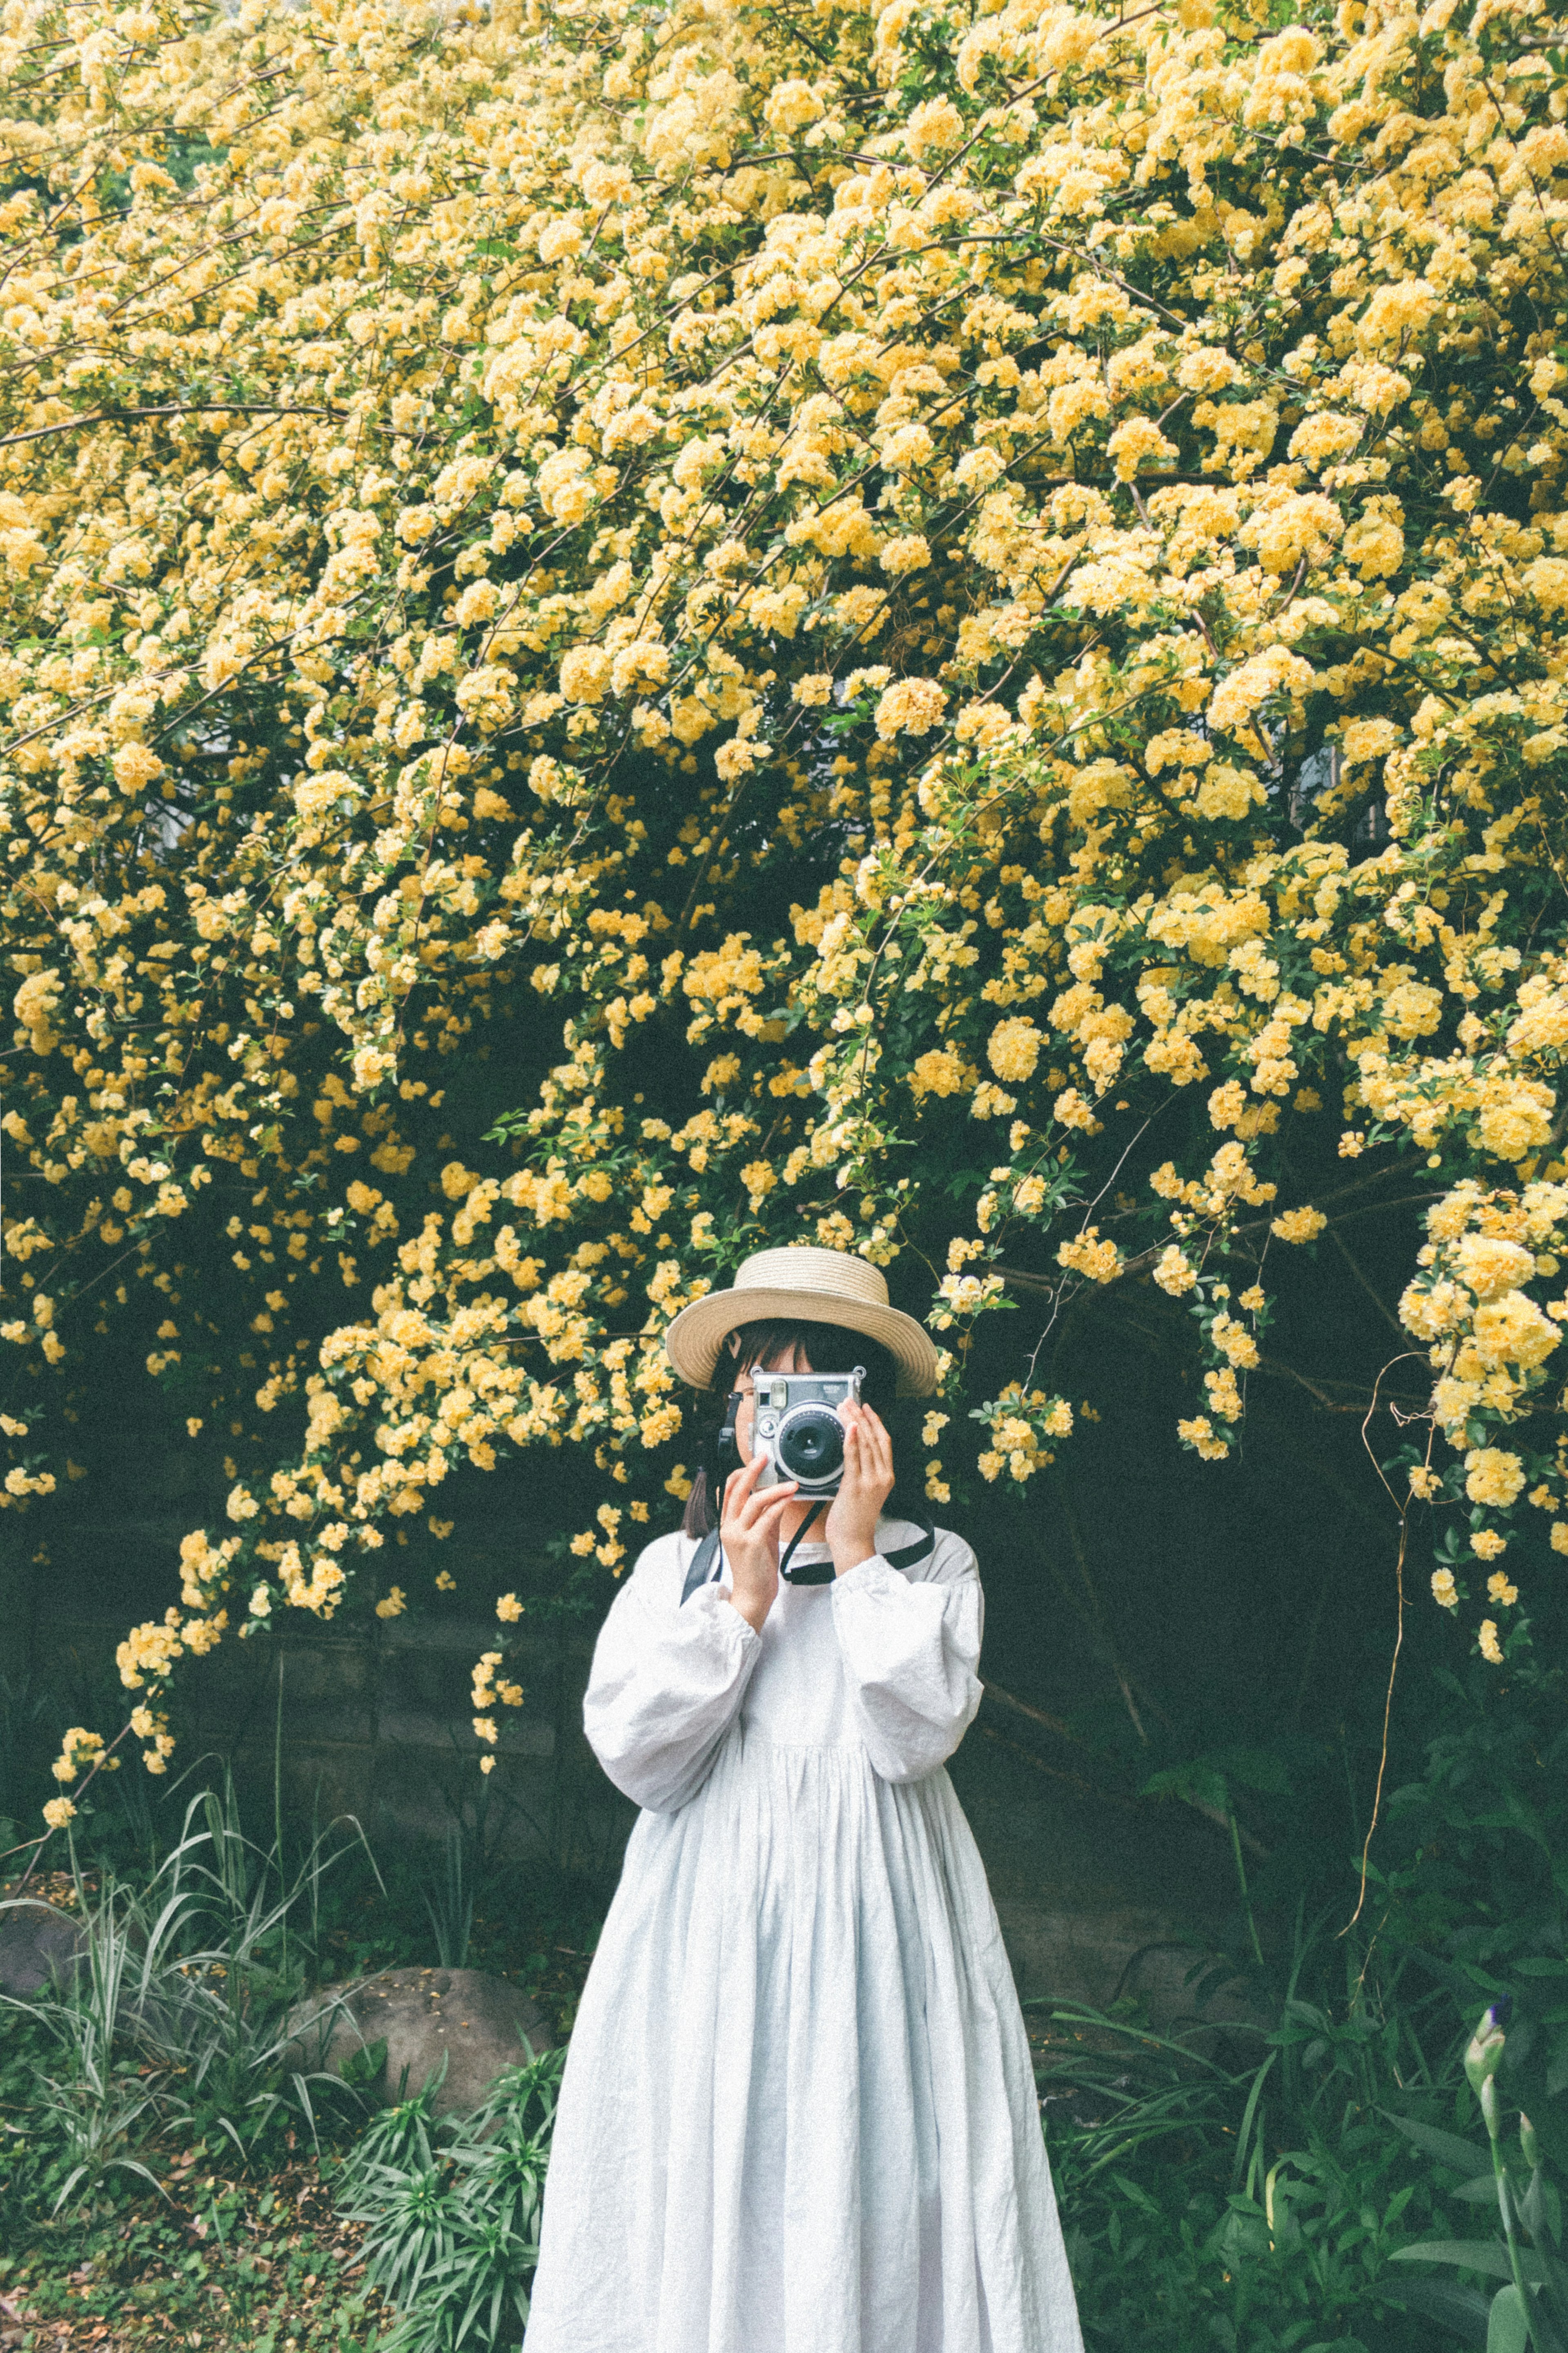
[0,0,1565,1789]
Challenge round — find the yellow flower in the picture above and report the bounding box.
[375,1586,407,1620]
[1057,1228,1123,1283]
[1210,1314,1259,1369]
[1464,1449,1526,1509]
[1478,1619,1505,1666]
[1453,1237,1537,1301]
[909,1050,966,1100]
[873,679,946,740]
[1487,1570,1519,1606]
[1153,1247,1198,1296]
[42,1797,76,1831]
[497,1592,524,1622]
[51,1727,104,1784]
[1470,1529,1508,1561]
[987,1019,1042,1084]
[1430,1569,1459,1609]
[4,0,1566,1751]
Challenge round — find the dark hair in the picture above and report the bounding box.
[680,1318,902,1538]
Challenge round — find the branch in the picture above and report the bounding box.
[1329,1223,1406,1339]
[0,399,380,451]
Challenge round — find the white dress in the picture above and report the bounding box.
[523,1517,1084,2353]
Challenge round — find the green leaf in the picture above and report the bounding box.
[1214,1746,1292,1796]
[1393,2243,1544,2285]
[1488,2284,1530,2353]
[1383,2110,1492,2177]
[339,2037,388,2090]
[1381,2276,1491,2346]
[1141,1762,1232,1813]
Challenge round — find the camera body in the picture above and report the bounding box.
[751,1366,866,1498]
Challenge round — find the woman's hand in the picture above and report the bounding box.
[718,1448,798,1633]
[825,1401,895,1578]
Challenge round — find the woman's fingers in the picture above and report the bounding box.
[721,1450,766,1521]
[724,1458,796,1530]
[842,1403,893,1492]
[735,1477,797,1528]
[752,1489,797,1525]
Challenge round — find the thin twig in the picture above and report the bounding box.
[1340,1354,1425,1936]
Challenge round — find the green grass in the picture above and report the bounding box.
[1,2131,385,2351]
[0,1792,605,2353]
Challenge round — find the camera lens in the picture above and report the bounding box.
[777,1405,844,1483]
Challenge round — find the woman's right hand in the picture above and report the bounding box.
[718,1450,798,1634]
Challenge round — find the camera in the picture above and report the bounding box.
[751,1366,866,1497]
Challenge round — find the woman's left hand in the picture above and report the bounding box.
[825,1401,895,1578]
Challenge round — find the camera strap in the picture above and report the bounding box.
[678,1507,937,1605]
[779,1500,829,1583]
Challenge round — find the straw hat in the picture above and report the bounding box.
[664,1244,939,1397]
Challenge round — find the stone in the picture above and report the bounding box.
[0,1898,87,1998]
[285,1966,553,2116]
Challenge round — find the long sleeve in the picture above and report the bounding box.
[582,1537,761,1812]
[829,1530,984,1783]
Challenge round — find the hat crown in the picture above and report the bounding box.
[661,1239,938,1395]
[734,1245,888,1309]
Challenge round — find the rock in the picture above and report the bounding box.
[285,1966,553,2116]
[0,1898,87,1998]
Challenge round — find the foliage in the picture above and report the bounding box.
[1387,1996,1568,2352]
[2,0,1568,1804]
[417,1822,478,1975]
[0,1763,592,2349]
[335,2044,565,2353]
[0,2098,388,2353]
[1042,1929,1472,2351]
[0,1776,374,2208]
[1038,1682,1568,2353]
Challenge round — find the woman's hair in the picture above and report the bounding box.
[680,1318,902,1538]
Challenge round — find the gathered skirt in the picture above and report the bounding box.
[523,1719,1082,2353]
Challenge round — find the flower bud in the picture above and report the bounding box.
[1465,2000,1510,2099]
[1521,2114,1540,2170]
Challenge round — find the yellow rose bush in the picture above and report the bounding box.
[6,0,1568,1805]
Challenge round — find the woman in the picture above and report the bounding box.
[524,1244,1083,2353]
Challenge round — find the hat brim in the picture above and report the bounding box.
[664,1286,940,1397]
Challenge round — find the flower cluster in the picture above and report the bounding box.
[970,1386,1074,1492]
[4,0,1568,1807]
